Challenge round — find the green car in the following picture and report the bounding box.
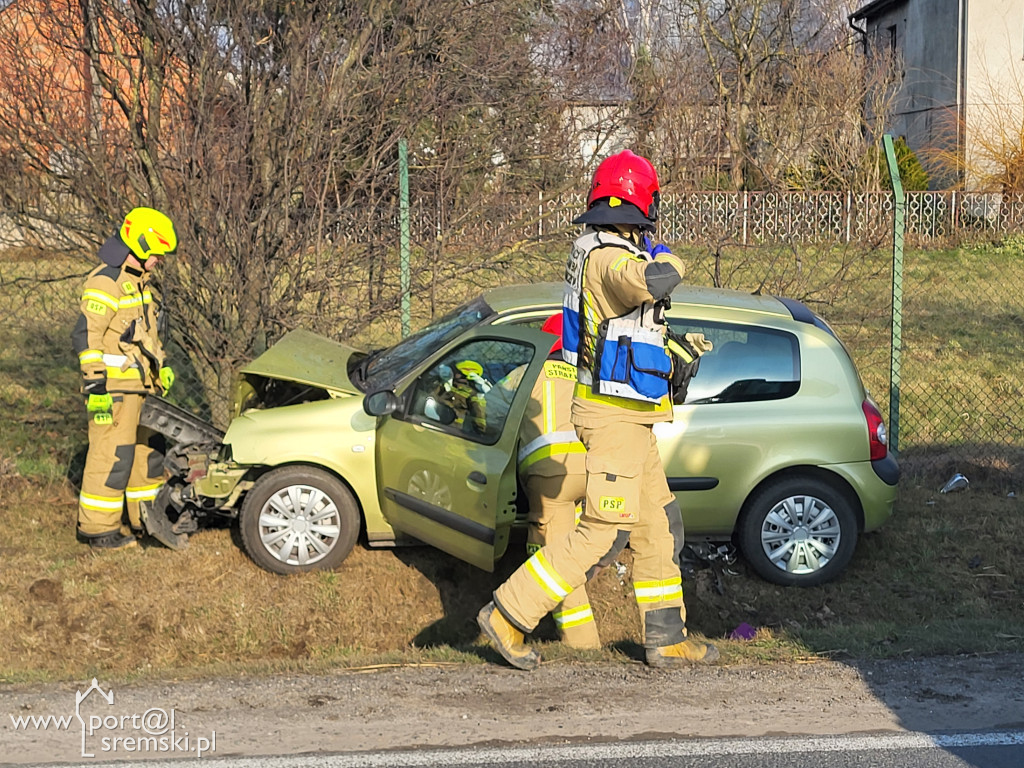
[147,282,898,587]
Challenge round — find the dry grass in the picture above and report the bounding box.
[2,465,1022,684]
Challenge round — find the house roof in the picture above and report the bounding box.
[850,0,904,21]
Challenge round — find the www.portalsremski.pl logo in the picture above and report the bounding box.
[9,679,217,758]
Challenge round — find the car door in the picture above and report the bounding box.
[375,327,548,570]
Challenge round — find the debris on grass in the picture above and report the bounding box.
[939,473,969,493]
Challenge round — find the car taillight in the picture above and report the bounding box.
[862,400,888,461]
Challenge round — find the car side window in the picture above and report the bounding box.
[668,320,800,404]
[406,339,535,444]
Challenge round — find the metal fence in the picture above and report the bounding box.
[438,190,1024,249]
[4,189,1023,489]
[877,242,1024,489]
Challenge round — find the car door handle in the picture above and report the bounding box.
[468,471,487,485]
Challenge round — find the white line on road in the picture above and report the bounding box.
[40,730,1024,768]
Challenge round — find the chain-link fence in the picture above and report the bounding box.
[888,244,1024,487]
[3,190,1022,489]
[404,190,1024,487]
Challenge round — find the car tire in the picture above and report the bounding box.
[239,466,360,575]
[738,476,857,587]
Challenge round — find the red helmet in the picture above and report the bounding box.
[541,312,563,355]
[573,150,660,230]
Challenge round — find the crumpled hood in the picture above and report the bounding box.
[240,329,362,394]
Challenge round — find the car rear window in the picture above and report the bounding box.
[668,319,800,404]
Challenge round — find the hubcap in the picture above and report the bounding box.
[258,484,342,566]
[760,494,841,575]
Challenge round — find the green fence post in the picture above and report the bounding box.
[883,134,904,454]
[399,138,411,338]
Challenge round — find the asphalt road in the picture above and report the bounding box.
[3,654,1024,766]
[8,732,1024,768]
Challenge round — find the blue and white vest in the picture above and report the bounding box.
[561,230,672,403]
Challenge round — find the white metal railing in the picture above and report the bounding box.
[4,191,1023,252]
[436,190,1024,247]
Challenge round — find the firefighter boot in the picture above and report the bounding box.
[646,638,721,667]
[78,529,138,550]
[477,602,540,671]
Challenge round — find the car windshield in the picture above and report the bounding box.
[355,297,494,391]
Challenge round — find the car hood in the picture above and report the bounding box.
[240,329,363,394]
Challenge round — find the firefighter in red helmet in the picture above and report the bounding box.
[478,150,718,669]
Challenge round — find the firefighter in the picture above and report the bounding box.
[518,313,598,649]
[478,150,719,669]
[437,359,490,434]
[71,207,178,549]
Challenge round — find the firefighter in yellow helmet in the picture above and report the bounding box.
[437,359,490,435]
[71,207,178,549]
[478,150,719,669]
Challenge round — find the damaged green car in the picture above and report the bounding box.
[142,282,898,587]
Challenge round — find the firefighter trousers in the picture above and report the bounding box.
[495,421,689,649]
[524,472,600,649]
[78,393,166,536]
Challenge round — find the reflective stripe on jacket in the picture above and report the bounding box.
[517,358,586,477]
[71,262,165,394]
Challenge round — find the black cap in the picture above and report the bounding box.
[97,234,130,266]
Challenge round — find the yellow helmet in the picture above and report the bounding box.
[120,207,177,261]
[454,360,483,378]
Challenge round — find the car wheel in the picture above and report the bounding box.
[240,466,360,575]
[738,476,857,587]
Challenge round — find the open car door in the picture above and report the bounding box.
[375,327,548,570]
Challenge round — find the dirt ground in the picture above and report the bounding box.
[3,653,1023,762]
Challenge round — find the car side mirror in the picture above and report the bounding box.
[363,390,400,417]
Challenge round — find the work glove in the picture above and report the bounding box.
[642,235,672,258]
[159,366,175,393]
[684,332,714,355]
[83,378,111,412]
[466,372,492,394]
[666,331,710,406]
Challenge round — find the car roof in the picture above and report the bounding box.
[482,281,794,321]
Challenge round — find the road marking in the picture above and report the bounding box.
[76,730,1024,767]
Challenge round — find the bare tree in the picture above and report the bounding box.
[0,0,574,424]
[648,0,897,191]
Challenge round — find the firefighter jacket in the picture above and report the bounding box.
[72,261,166,395]
[438,376,488,434]
[562,227,685,426]
[517,355,586,478]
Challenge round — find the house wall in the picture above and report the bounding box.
[859,0,1024,189]
[964,0,1024,189]
[861,0,960,186]
[0,0,183,172]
